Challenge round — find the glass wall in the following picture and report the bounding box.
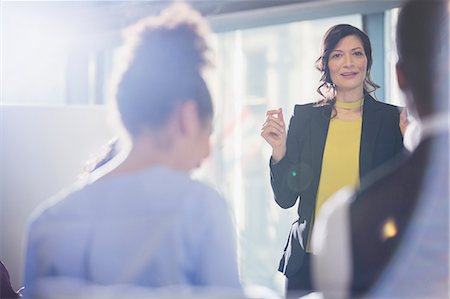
[1,2,117,106]
[2,3,68,105]
[384,8,404,107]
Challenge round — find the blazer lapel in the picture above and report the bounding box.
[360,94,382,177]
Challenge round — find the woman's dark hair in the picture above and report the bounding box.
[315,24,380,104]
[112,3,213,136]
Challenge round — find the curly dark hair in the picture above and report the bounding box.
[315,24,380,104]
[112,2,213,136]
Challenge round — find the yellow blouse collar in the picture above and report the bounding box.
[335,98,364,110]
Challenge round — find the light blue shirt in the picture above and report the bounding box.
[24,166,241,297]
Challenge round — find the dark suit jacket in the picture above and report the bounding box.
[349,133,449,296]
[270,93,404,277]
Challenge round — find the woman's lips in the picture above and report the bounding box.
[340,72,357,78]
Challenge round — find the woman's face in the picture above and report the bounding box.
[327,35,368,94]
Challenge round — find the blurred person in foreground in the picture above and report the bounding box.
[23,2,241,298]
[312,0,449,298]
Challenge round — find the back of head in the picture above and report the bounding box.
[112,2,213,136]
[396,0,449,117]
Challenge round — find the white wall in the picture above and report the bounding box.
[0,105,115,289]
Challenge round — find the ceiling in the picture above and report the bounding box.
[3,0,402,50]
[91,1,318,31]
[114,1,305,15]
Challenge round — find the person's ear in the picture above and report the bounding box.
[178,100,199,136]
[396,62,408,91]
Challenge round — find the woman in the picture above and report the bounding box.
[261,24,404,293]
[24,3,241,298]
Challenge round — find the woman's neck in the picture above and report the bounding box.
[97,134,184,180]
[335,98,363,110]
[334,88,364,120]
[119,136,184,173]
[335,88,364,103]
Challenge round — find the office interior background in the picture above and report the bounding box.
[1,0,405,295]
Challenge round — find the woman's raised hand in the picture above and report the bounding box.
[261,108,287,163]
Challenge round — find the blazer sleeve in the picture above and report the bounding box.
[393,109,405,156]
[383,104,405,160]
[269,105,309,209]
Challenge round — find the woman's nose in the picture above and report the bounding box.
[343,53,354,67]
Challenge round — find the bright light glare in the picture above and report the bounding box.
[2,2,89,105]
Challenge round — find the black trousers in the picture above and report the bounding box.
[285,253,313,298]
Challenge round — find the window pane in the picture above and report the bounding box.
[2,3,68,105]
[385,8,404,107]
[1,2,114,106]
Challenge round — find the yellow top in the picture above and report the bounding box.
[306,102,363,252]
[314,116,362,216]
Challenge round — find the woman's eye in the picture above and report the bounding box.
[353,51,364,56]
[332,53,342,58]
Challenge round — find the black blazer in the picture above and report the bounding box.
[270,93,404,277]
[349,133,448,296]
